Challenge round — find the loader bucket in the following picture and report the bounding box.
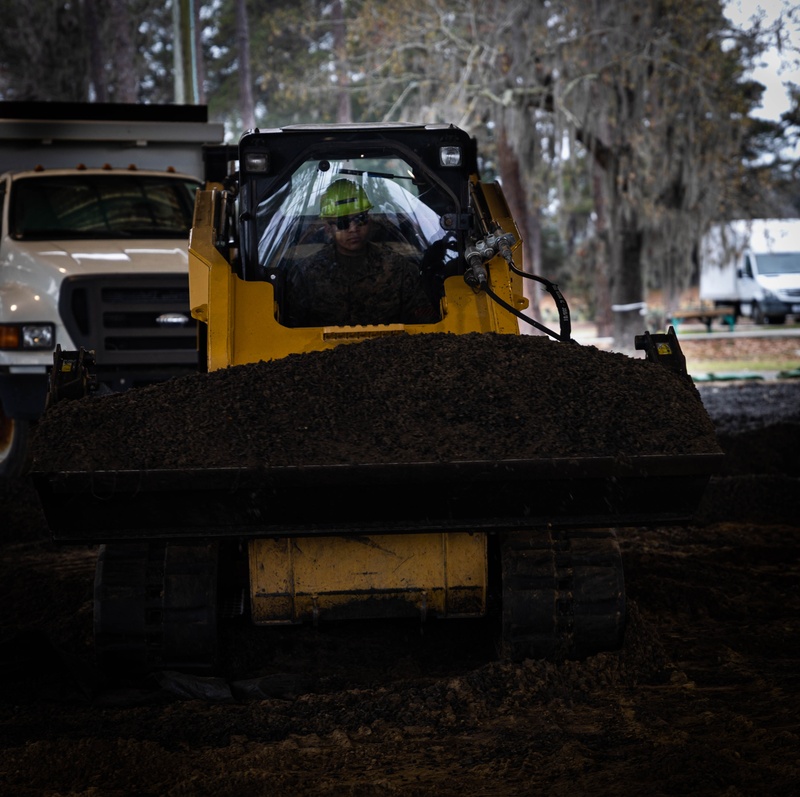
[33,452,721,544]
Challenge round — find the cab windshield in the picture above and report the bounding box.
[248,151,459,327]
[252,154,457,281]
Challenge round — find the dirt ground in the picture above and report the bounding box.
[1,336,799,797]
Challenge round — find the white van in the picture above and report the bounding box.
[699,219,800,324]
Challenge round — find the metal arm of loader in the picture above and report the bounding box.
[45,345,98,410]
[464,237,572,345]
[466,181,573,343]
[634,327,688,375]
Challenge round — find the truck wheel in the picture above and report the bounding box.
[94,541,219,680]
[0,411,31,480]
[500,528,626,661]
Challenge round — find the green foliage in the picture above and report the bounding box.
[0,0,180,103]
[204,0,369,133]
[0,0,89,101]
[0,0,795,336]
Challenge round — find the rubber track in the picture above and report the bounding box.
[500,528,625,661]
[94,541,219,678]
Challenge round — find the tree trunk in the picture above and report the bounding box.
[235,0,255,128]
[83,0,106,102]
[591,169,613,338]
[611,213,647,350]
[331,0,352,123]
[110,0,137,102]
[194,0,206,105]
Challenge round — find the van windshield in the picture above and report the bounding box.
[756,253,800,275]
[10,174,200,240]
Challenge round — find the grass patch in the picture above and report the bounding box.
[686,357,800,375]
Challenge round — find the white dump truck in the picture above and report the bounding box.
[699,218,800,325]
[0,101,225,477]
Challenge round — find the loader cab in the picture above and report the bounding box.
[234,124,478,327]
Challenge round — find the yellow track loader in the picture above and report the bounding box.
[33,124,721,677]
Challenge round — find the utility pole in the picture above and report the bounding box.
[173,0,199,104]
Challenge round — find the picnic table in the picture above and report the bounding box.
[668,305,736,332]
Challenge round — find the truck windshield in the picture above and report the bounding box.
[9,174,200,240]
[756,253,800,275]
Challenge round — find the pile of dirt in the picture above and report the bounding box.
[2,347,799,796]
[31,332,720,472]
[693,379,800,525]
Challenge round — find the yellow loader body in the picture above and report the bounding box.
[188,172,523,625]
[249,532,487,624]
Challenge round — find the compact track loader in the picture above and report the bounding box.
[33,124,721,677]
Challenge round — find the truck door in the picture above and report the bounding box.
[737,253,758,309]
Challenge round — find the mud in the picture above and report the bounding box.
[1,342,798,796]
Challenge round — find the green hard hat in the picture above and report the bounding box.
[320,179,373,218]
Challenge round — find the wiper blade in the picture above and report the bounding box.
[339,168,414,182]
[115,227,189,238]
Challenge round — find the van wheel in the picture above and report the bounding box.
[754,304,786,325]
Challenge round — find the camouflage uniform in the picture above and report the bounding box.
[282,241,440,327]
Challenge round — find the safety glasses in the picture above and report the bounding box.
[332,211,369,230]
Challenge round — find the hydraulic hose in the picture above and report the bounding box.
[464,181,573,342]
[485,281,572,343]
[508,263,573,343]
[464,248,573,343]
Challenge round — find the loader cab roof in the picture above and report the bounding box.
[236,123,478,200]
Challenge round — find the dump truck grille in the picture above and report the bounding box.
[58,274,199,389]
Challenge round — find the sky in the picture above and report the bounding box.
[724,0,799,121]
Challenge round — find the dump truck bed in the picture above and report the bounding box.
[34,452,721,543]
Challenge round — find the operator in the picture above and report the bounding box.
[282,179,440,327]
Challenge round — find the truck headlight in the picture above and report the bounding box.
[0,323,55,350]
[23,324,55,349]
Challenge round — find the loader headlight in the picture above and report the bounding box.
[244,152,269,173]
[0,323,55,350]
[439,146,462,167]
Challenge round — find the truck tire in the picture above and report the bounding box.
[94,541,219,680]
[500,528,626,661]
[0,411,31,480]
